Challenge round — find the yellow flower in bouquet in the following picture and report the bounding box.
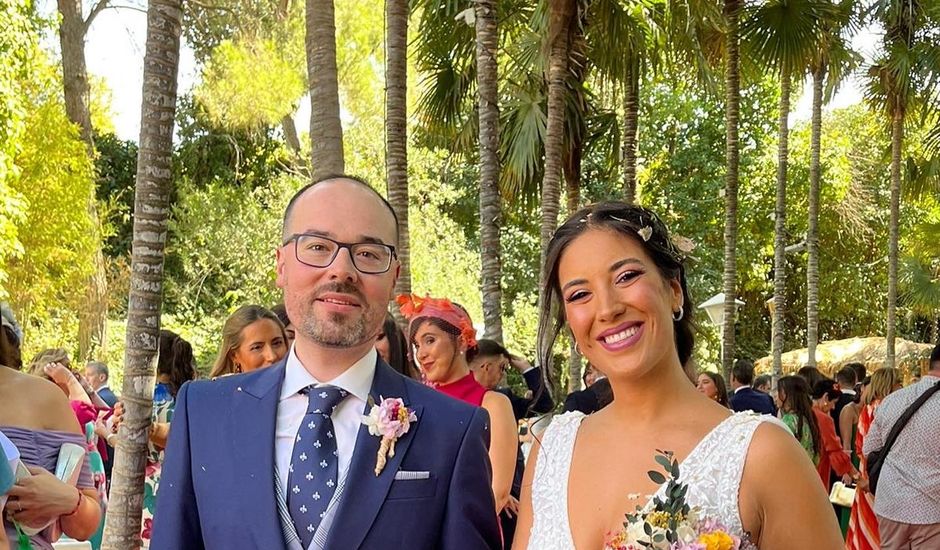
[698,531,735,550]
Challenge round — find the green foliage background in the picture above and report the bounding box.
[2,0,938,392]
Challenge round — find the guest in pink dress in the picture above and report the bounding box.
[399,295,518,524]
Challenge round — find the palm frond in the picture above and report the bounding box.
[740,0,834,75]
[900,256,940,314]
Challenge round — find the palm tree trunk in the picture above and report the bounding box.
[886,107,903,369]
[622,57,639,203]
[306,0,344,179]
[568,337,582,393]
[806,64,824,368]
[100,0,181,546]
[564,128,582,390]
[721,0,741,383]
[772,67,791,382]
[932,316,939,345]
[386,0,411,327]
[475,0,503,343]
[539,0,575,311]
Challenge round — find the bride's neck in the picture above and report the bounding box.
[605,360,698,424]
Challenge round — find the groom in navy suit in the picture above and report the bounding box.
[151,176,501,549]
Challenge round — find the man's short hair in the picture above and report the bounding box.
[930,344,940,370]
[732,358,755,386]
[835,366,857,387]
[845,361,866,382]
[87,361,109,380]
[281,174,400,244]
[753,374,772,389]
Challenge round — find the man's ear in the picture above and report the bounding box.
[275,247,287,288]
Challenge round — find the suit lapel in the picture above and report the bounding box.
[231,362,287,549]
[325,360,422,550]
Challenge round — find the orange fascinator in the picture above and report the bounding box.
[396,294,477,349]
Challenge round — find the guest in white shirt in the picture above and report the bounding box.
[862,345,940,549]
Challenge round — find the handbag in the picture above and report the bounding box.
[866,380,940,495]
[829,481,856,508]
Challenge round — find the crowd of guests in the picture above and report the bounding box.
[2,179,938,550]
[689,352,940,550]
[0,294,558,549]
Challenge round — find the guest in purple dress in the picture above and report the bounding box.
[0,306,100,548]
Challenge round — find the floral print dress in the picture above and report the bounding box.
[140,383,175,548]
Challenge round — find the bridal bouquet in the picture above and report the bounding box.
[604,451,756,550]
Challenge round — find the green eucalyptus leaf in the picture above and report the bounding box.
[648,470,667,484]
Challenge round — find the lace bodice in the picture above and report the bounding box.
[527,411,780,549]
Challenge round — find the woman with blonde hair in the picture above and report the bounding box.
[846,367,901,550]
[210,305,288,378]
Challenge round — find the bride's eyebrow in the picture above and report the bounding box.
[561,258,644,292]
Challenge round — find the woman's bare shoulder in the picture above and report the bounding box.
[1,369,82,433]
[482,389,513,409]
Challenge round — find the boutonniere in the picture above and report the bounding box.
[361,396,418,476]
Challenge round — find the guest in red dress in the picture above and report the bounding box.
[399,295,518,522]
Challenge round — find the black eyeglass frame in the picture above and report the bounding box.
[282,233,398,274]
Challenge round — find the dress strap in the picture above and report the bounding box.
[656,412,784,535]
[529,412,584,548]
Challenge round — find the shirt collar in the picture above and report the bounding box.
[280,345,377,403]
[734,385,750,393]
[840,388,856,395]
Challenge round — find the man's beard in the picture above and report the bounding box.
[302,310,370,348]
[295,282,374,348]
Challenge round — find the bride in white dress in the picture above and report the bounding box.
[513,203,842,550]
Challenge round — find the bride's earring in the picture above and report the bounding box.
[672,305,684,322]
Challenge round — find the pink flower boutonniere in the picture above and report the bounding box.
[361,396,417,476]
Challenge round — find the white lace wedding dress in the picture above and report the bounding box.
[526,411,781,549]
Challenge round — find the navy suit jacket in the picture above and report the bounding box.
[496,367,554,421]
[729,386,777,416]
[150,358,501,550]
[563,378,613,415]
[96,386,118,408]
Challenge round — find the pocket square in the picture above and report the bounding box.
[394,470,430,480]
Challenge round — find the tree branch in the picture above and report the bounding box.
[84,0,111,33]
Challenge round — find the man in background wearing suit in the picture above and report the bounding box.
[84,361,117,480]
[831,365,858,436]
[152,176,501,549]
[469,339,554,422]
[563,364,613,414]
[729,359,776,415]
[84,361,118,407]
[469,340,553,548]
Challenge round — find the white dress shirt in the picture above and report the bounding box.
[275,346,376,500]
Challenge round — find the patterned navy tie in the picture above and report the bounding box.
[286,384,348,549]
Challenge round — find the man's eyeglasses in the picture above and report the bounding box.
[283,234,397,274]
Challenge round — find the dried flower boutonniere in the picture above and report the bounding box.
[361,396,418,476]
